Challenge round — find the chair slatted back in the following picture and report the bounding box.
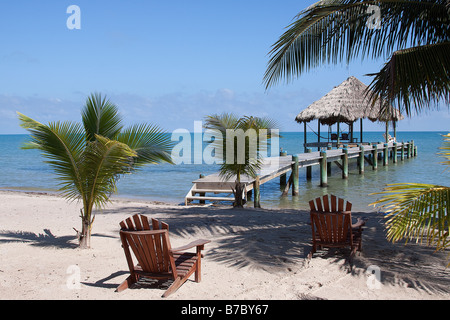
[311,211,351,244]
[309,194,352,213]
[309,195,353,246]
[119,214,173,275]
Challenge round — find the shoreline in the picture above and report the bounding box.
[0,190,449,300]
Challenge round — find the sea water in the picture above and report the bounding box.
[0,131,448,211]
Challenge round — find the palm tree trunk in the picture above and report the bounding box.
[75,207,92,248]
[233,181,245,208]
[79,218,91,248]
[233,171,245,208]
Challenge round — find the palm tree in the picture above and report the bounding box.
[370,134,450,266]
[203,113,278,208]
[263,1,449,262]
[18,93,173,248]
[264,0,449,117]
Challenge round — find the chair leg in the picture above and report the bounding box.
[347,246,358,273]
[195,260,201,283]
[162,277,184,298]
[307,245,316,260]
[116,275,136,293]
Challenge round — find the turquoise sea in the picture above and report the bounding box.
[0,131,448,211]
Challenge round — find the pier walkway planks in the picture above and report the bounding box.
[185,141,416,205]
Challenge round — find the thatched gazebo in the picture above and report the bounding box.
[296,76,404,150]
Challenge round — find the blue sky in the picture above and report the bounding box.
[0,0,448,134]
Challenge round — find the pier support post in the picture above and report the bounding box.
[292,155,299,196]
[407,141,411,159]
[401,142,405,161]
[199,174,205,204]
[383,143,389,166]
[327,145,332,176]
[254,174,261,208]
[414,146,418,157]
[359,145,365,174]
[306,148,312,180]
[320,151,328,187]
[411,140,415,158]
[372,145,378,170]
[342,148,348,179]
[279,150,287,186]
[393,142,398,163]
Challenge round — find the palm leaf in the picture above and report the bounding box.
[371,132,450,265]
[203,113,278,182]
[367,42,450,116]
[439,133,450,167]
[264,0,449,89]
[17,112,86,201]
[117,123,174,166]
[82,135,137,211]
[371,183,449,248]
[82,93,123,141]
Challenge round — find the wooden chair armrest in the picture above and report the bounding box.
[351,218,366,229]
[170,239,210,253]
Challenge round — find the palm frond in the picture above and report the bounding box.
[264,0,450,89]
[439,133,450,167]
[82,135,137,210]
[82,93,123,141]
[18,112,86,201]
[370,183,450,250]
[367,42,450,116]
[204,113,278,182]
[117,123,174,166]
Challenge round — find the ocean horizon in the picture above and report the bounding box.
[1,131,448,211]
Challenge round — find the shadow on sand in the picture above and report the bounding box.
[97,203,450,295]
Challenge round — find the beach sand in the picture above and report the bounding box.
[0,190,449,300]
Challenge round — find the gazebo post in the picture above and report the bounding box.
[304,122,307,153]
[385,121,389,143]
[393,120,397,141]
[360,119,363,144]
[337,121,340,146]
[317,121,321,151]
[350,122,354,143]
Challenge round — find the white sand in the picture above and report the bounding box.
[0,190,449,300]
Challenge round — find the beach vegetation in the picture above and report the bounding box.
[203,113,279,208]
[17,93,173,248]
[371,134,450,266]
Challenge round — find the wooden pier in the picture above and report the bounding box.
[184,141,417,206]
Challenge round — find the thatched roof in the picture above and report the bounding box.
[295,76,404,125]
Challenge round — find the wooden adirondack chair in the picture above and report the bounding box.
[308,195,365,266]
[116,214,210,297]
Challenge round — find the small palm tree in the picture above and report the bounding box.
[203,113,278,208]
[18,93,173,248]
[371,134,450,266]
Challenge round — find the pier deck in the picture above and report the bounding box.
[185,141,417,205]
